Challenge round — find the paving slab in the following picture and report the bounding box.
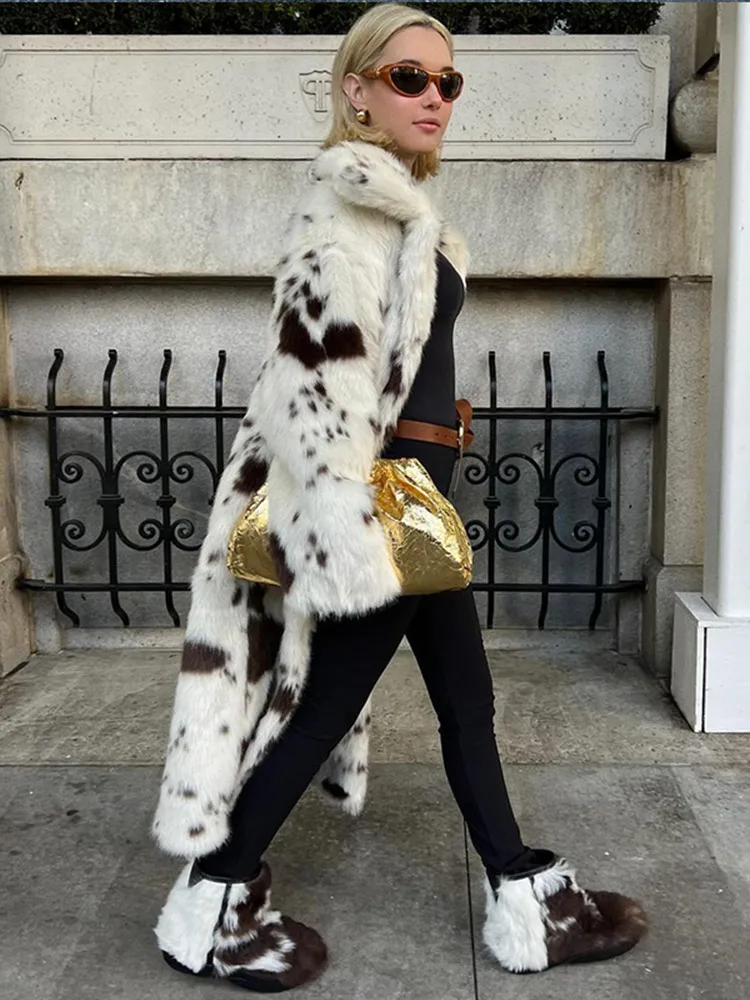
[3,648,750,768]
[0,764,474,1000]
[469,765,749,1000]
[2,647,750,1000]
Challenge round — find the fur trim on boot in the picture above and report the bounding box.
[155,860,328,992]
[482,851,648,974]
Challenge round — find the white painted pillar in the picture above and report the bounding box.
[671,2,750,732]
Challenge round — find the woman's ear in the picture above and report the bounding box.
[342,72,366,111]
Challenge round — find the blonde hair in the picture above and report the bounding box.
[322,3,454,182]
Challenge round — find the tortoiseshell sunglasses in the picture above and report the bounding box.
[361,62,464,102]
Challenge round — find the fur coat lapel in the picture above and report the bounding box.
[153,140,469,859]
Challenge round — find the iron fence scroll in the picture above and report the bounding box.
[0,348,657,630]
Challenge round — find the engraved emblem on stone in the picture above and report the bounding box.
[299,70,332,122]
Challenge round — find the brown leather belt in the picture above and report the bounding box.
[393,398,474,452]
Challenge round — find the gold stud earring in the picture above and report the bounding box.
[355,108,370,125]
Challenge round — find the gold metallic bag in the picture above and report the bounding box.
[226,457,473,595]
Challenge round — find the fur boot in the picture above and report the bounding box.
[155,860,328,992]
[483,850,647,974]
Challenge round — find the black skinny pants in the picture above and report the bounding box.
[201,442,531,882]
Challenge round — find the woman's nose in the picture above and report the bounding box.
[422,81,443,107]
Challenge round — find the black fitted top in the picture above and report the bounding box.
[381,249,466,496]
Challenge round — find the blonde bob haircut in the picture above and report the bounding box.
[321,3,454,182]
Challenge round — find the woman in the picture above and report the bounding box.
[153,4,647,991]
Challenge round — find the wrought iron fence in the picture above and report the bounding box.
[0,348,657,630]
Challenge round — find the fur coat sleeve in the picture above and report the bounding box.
[152,140,469,859]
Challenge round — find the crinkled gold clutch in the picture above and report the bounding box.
[226,457,473,596]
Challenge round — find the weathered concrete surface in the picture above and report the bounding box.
[1,645,749,999]
[0,158,713,280]
[0,287,34,676]
[0,34,669,161]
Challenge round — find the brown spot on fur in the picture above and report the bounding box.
[181,640,226,673]
[181,787,197,799]
[269,533,295,592]
[188,825,205,837]
[363,511,374,525]
[270,683,297,719]
[316,464,329,476]
[384,351,403,396]
[382,423,397,448]
[292,511,300,524]
[278,308,326,369]
[234,455,269,495]
[217,863,273,944]
[247,615,283,683]
[322,321,366,360]
[215,915,328,989]
[247,583,265,615]
[241,416,254,429]
[316,550,328,568]
[307,297,324,321]
[219,724,230,735]
[207,550,222,564]
[545,887,648,968]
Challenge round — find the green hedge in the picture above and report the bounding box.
[0,3,663,37]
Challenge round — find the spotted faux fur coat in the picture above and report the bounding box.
[152,139,470,859]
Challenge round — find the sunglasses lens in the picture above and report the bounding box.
[389,66,429,96]
[439,73,463,101]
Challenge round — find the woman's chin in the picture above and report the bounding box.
[399,138,442,160]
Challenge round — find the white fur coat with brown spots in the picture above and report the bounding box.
[152,140,469,859]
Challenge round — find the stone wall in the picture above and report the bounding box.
[0,289,34,675]
[0,157,714,657]
[0,14,717,665]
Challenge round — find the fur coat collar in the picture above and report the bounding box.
[153,140,469,858]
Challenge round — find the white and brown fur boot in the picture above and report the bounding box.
[155,859,327,992]
[483,850,647,974]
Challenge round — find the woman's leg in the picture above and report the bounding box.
[406,586,649,973]
[200,592,421,880]
[404,585,534,877]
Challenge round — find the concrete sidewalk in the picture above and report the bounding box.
[1,646,749,999]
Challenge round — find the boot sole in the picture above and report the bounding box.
[161,950,291,993]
